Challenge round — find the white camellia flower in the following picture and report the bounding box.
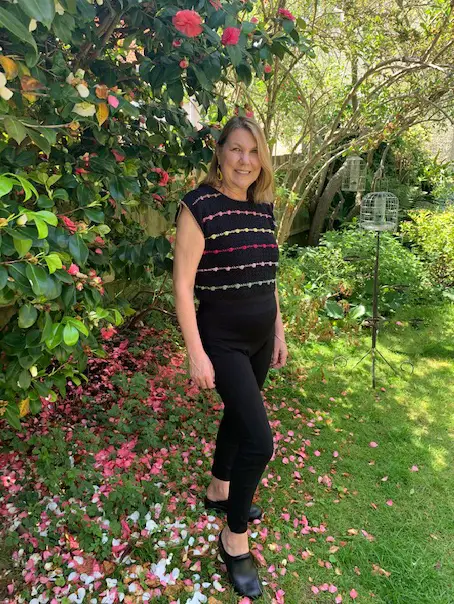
[29,19,38,32]
[0,87,13,101]
[0,72,6,88]
[76,83,90,98]
[66,72,76,84]
[73,102,96,117]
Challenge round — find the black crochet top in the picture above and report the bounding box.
[177,184,279,301]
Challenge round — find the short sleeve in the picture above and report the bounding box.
[176,190,205,237]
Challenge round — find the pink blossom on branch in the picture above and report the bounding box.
[152,167,170,186]
[60,215,77,234]
[101,326,117,340]
[172,10,203,38]
[67,263,80,276]
[221,27,241,46]
[278,8,296,21]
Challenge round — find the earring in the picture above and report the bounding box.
[217,165,223,182]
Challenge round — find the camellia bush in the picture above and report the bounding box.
[0,0,308,426]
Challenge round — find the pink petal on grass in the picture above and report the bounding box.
[314,450,321,457]
[329,584,338,593]
[369,441,379,448]
[410,465,419,472]
[350,589,358,599]
[335,597,343,604]
[386,499,393,506]
[311,586,320,594]
[333,451,339,458]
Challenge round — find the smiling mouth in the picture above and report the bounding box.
[235,170,251,174]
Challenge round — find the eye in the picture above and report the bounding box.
[251,149,258,153]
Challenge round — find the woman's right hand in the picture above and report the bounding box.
[188,350,216,389]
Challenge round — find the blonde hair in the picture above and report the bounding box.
[201,116,274,203]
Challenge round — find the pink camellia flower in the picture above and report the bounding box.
[111,149,125,162]
[278,7,296,20]
[245,110,254,118]
[350,589,358,599]
[172,39,182,48]
[95,248,103,255]
[221,26,241,46]
[67,263,80,276]
[101,326,117,340]
[264,64,272,73]
[179,59,189,69]
[108,94,119,108]
[251,16,258,23]
[75,167,89,175]
[94,236,105,246]
[172,10,203,38]
[60,215,78,234]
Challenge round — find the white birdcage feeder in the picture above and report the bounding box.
[360,191,399,232]
[342,155,366,192]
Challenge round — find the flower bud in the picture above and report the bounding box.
[30,365,38,378]
[17,214,28,226]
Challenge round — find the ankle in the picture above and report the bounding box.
[222,526,249,554]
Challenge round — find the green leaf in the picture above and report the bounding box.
[25,264,51,297]
[84,208,104,223]
[44,253,62,274]
[17,0,55,27]
[226,44,242,67]
[5,403,21,430]
[27,129,52,155]
[4,117,27,145]
[63,323,79,346]
[53,188,69,201]
[14,237,33,257]
[325,300,344,319]
[349,304,366,320]
[18,369,31,390]
[35,210,58,226]
[0,7,38,60]
[68,234,88,265]
[45,323,63,349]
[18,304,38,329]
[0,265,7,290]
[65,317,89,336]
[167,80,184,105]
[33,217,48,239]
[40,312,53,343]
[14,175,38,201]
[236,63,252,86]
[0,176,13,197]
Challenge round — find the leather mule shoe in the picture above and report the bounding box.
[218,528,263,600]
[204,496,262,522]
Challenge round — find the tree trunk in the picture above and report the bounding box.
[307,164,347,246]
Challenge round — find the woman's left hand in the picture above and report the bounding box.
[271,335,288,369]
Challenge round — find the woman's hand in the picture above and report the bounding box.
[188,350,216,389]
[271,334,288,369]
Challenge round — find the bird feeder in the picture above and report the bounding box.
[341,155,366,192]
[360,191,399,232]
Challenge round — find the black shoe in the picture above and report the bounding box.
[204,496,263,521]
[218,528,263,600]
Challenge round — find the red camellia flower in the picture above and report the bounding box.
[172,10,203,37]
[67,263,79,276]
[264,64,272,73]
[221,26,241,46]
[251,16,258,23]
[94,236,105,246]
[60,215,78,234]
[111,149,125,162]
[172,40,182,48]
[101,326,117,340]
[278,7,296,21]
[152,167,170,186]
[179,59,189,69]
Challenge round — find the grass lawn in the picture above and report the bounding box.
[0,304,453,604]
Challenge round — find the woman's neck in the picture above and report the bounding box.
[219,183,248,201]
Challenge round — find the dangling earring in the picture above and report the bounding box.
[217,165,223,182]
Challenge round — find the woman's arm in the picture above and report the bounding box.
[173,206,216,389]
[271,282,288,369]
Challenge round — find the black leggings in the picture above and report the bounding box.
[197,291,276,533]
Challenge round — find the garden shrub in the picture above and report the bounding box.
[0,1,306,426]
[278,223,438,340]
[400,209,454,288]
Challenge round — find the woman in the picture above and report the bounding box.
[173,116,287,599]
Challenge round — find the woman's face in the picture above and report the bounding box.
[217,128,262,194]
